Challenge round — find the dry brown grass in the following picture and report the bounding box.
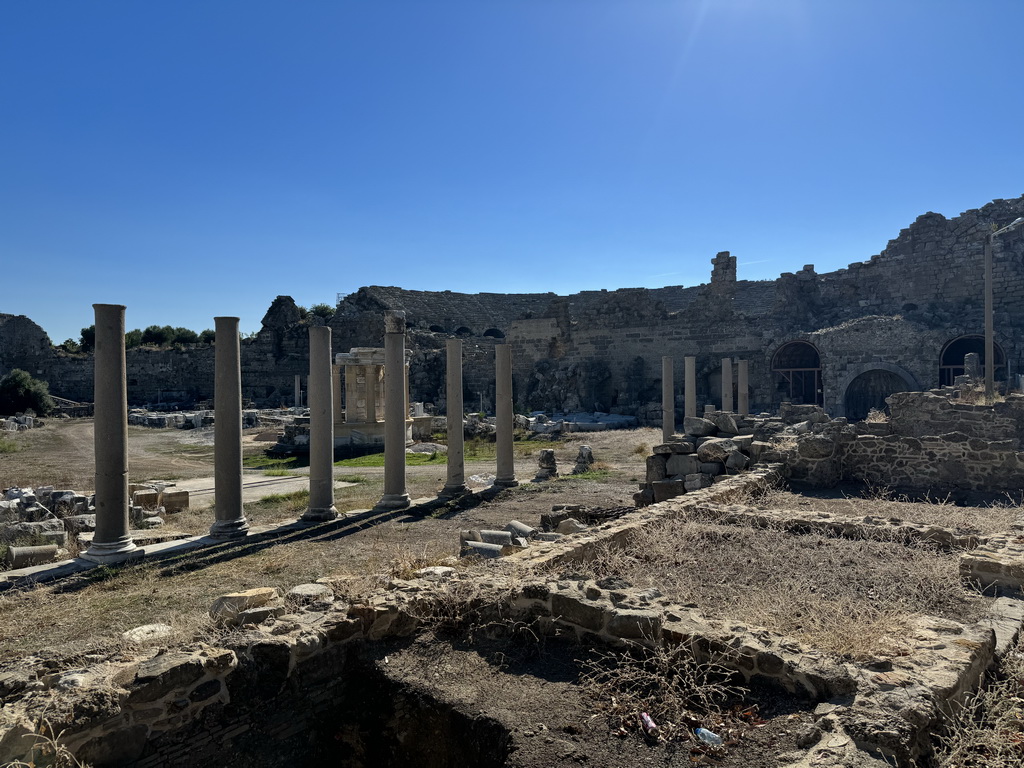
[583,512,987,661]
[938,632,1024,767]
[762,486,1020,537]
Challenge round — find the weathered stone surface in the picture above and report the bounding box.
[210,587,280,624]
[696,438,738,463]
[605,609,661,639]
[798,434,836,459]
[287,583,334,605]
[665,453,699,476]
[122,623,175,644]
[684,417,718,437]
[551,592,606,631]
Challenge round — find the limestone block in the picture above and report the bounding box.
[699,462,723,476]
[708,412,740,435]
[725,450,749,472]
[696,438,738,463]
[160,490,189,513]
[666,453,699,476]
[652,479,686,502]
[556,518,588,534]
[122,623,176,645]
[798,434,836,459]
[287,583,335,605]
[132,490,160,509]
[684,416,718,437]
[646,454,668,482]
[210,587,281,624]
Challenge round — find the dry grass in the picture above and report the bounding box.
[938,633,1024,767]
[580,635,745,742]
[583,512,987,661]
[762,486,1021,537]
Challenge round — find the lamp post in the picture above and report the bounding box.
[985,216,1024,398]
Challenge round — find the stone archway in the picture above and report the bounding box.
[939,335,1006,386]
[838,363,919,421]
[771,341,822,406]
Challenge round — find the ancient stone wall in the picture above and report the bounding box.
[3,196,1023,417]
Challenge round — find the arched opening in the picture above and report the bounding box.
[771,341,822,406]
[429,325,446,334]
[455,326,472,337]
[939,335,1006,386]
[483,328,505,339]
[844,370,911,421]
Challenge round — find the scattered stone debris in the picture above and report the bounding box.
[534,449,558,481]
[3,414,40,432]
[571,444,595,474]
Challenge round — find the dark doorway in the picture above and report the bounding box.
[844,369,911,421]
[772,342,822,406]
[939,335,1006,386]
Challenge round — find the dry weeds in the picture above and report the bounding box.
[938,632,1024,767]
[583,512,987,661]
[762,486,1020,537]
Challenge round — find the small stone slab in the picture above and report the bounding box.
[210,587,280,624]
[287,583,334,605]
[122,623,176,645]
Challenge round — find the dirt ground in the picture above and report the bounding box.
[369,632,817,768]
[0,421,655,661]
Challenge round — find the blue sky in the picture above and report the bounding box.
[2,0,1022,344]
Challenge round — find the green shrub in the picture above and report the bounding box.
[0,369,54,416]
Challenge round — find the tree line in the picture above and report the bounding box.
[57,303,335,354]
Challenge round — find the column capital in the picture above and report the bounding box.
[384,310,406,334]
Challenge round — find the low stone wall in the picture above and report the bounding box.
[889,390,1024,448]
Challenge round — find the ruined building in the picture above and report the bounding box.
[2,196,1023,422]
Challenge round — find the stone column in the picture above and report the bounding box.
[684,356,696,419]
[84,304,137,562]
[661,356,674,442]
[737,359,749,415]
[365,365,378,423]
[210,317,249,539]
[494,343,518,487]
[441,338,468,496]
[344,364,359,423]
[721,357,733,412]
[332,364,344,426]
[294,374,301,408]
[379,311,410,509]
[303,326,339,521]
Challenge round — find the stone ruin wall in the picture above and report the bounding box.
[1,196,1023,418]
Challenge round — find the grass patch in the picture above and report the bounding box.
[0,436,19,454]
[243,454,305,470]
[560,469,611,481]
[335,451,446,467]
[583,511,986,661]
[249,489,310,512]
[262,468,294,477]
[337,474,366,483]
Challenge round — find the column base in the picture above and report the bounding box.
[301,506,339,522]
[493,477,519,488]
[82,537,138,563]
[377,493,411,510]
[439,483,469,498]
[209,517,250,540]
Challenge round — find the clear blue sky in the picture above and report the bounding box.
[2,0,1022,344]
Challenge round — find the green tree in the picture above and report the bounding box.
[125,329,143,348]
[199,329,216,344]
[172,327,199,344]
[80,325,96,353]
[310,303,336,320]
[58,338,81,353]
[0,369,55,416]
[141,325,174,346]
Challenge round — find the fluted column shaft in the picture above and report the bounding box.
[684,356,696,419]
[442,339,468,496]
[380,311,411,509]
[494,344,518,487]
[721,357,733,412]
[662,356,674,442]
[210,317,249,539]
[304,326,338,521]
[84,304,136,562]
[737,359,750,415]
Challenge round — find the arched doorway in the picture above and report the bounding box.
[939,335,1006,386]
[771,342,822,406]
[844,369,911,421]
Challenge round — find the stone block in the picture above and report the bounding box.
[605,609,661,640]
[161,490,189,513]
[133,490,160,509]
[696,438,738,463]
[666,453,699,476]
[683,417,718,437]
[551,592,606,631]
[652,479,686,502]
[210,587,280,625]
[646,454,668,481]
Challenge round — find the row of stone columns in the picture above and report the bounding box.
[661,355,751,438]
